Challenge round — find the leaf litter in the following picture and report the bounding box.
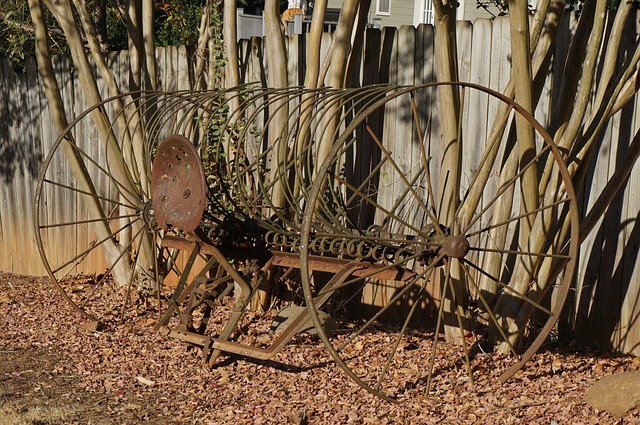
[0,271,639,424]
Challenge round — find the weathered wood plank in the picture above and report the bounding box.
[619,90,640,355]
[0,59,17,272]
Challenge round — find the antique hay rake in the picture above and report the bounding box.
[34,82,579,401]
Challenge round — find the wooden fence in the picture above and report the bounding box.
[1,15,639,355]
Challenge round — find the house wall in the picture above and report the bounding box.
[326,0,417,28]
[370,0,417,28]
[327,0,498,27]
[457,0,502,22]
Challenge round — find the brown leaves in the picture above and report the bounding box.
[1,271,640,423]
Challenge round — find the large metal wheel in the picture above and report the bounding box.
[33,92,217,323]
[300,82,580,401]
[34,97,159,322]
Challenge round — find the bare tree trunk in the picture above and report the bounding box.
[314,0,359,175]
[194,3,212,90]
[142,0,157,90]
[432,0,463,344]
[509,0,537,237]
[29,0,133,287]
[224,0,240,91]
[126,0,143,91]
[264,0,289,209]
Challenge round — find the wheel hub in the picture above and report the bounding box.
[441,235,470,259]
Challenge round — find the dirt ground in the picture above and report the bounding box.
[1,271,639,424]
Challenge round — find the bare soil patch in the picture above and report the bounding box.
[1,271,639,424]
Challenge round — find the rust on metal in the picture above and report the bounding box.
[271,250,416,281]
[441,235,470,259]
[151,135,207,232]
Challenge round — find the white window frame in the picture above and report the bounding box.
[376,0,391,16]
[413,0,434,25]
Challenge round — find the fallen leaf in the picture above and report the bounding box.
[81,320,102,332]
[136,376,156,386]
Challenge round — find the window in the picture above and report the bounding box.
[421,0,434,24]
[376,0,391,15]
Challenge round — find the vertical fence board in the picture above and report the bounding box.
[23,59,41,274]
[0,60,17,272]
[620,90,640,353]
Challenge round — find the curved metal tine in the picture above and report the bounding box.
[310,131,375,234]
[104,92,173,204]
[296,92,362,234]
[196,89,267,218]
[221,88,302,219]
[292,87,384,214]
[465,198,570,238]
[253,88,316,224]
[122,90,179,159]
[327,173,428,237]
[295,88,336,183]
[298,89,388,225]
[316,86,395,230]
[312,86,432,235]
[298,89,344,205]
[222,91,271,215]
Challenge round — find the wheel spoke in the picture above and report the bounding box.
[328,172,428,237]
[375,278,428,391]
[335,257,441,350]
[365,123,442,235]
[461,258,553,316]
[459,262,518,356]
[465,198,570,238]
[38,213,140,229]
[79,222,145,310]
[462,144,552,234]
[43,178,140,211]
[425,262,451,394]
[467,246,572,260]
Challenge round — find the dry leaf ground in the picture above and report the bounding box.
[1,271,639,424]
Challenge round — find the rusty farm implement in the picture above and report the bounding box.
[34,83,579,401]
